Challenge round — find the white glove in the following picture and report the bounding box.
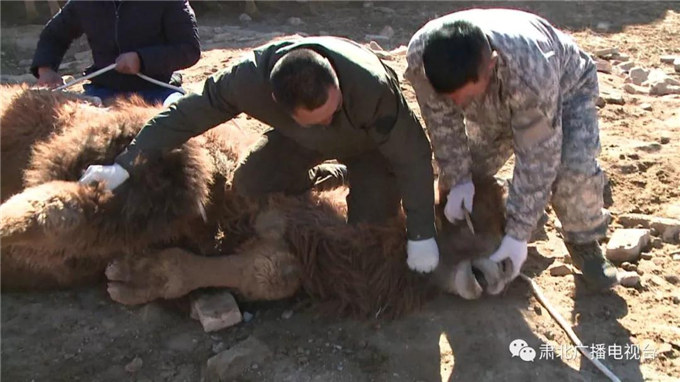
[489,235,528,279]
[407,237,440,273]
[444,180,475,222]
[79,163,130,191]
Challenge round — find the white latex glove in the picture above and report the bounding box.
[407,237,440,273]
[489,235,528,279]
[79,163,130,191]
[444,180,475,222]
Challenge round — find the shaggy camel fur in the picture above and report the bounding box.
[0,85,514,319]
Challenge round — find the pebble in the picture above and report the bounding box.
[242,312,254,324]
[124,357,143,373]
[619,272,640,288]
[639,103,653,111]
[238,13,252,23]
[673,296,680,305]
[281,310,294,320]
[602,93,625,105]
[595,47,619,57]
[664,275,679,285]
[549,264,572,276]
[651,237,663,249]
[621,262,637,272]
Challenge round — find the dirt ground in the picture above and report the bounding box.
[2,2,680,381]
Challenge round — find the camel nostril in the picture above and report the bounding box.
[471,266,487,289]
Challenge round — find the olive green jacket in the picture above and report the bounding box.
[116,36,435,240]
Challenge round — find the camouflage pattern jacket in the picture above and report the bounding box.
[405,9,598,241]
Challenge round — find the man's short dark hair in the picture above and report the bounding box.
[270,49,337,113]
[422,20,489,93]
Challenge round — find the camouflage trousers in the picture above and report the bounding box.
[470,75,609,244]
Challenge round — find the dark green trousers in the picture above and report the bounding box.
[232,130,401,226]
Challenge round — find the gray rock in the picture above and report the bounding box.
[602,93,625,105]
[239,13,252,23]
[617,214,680,244]
[606,229,650,262]
[191,291,242,333]
[619,271,640,288]
[614,53,630,61]
[623,83,646,95]
[640,103,653,111]
[594,47,619,57]
[628,67,650,85]
[649,82,680,96]
[618,61,635,72]
[205,336,272,382]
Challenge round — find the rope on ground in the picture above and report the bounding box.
[518,273,621,382]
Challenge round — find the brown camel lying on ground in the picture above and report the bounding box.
[0,85,513,319]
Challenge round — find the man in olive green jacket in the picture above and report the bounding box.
[80,36,439,273]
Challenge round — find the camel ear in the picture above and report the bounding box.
[0,181,107,248]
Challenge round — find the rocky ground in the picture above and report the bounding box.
[1,2,680,381]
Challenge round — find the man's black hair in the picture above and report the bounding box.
[422,20,489,93]
[270,49,337,113]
